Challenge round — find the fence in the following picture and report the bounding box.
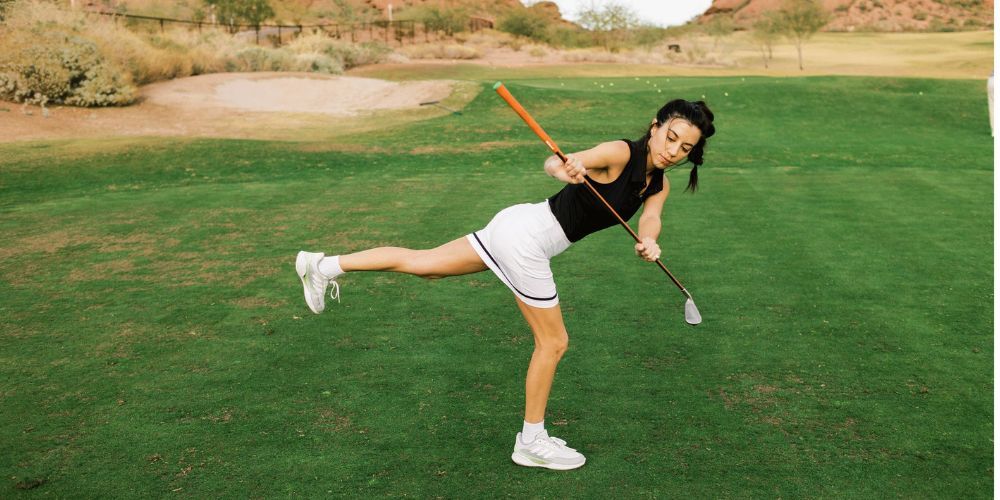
[89,10,493,47]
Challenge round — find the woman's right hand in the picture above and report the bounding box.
[547,155,587,184]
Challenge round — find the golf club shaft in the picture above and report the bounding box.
[493,82,691,298]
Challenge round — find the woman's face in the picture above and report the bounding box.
[649,118,702,169]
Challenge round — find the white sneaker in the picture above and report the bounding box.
[511,431,586,470]
[295,251,340,314]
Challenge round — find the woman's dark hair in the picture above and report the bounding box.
[638,99,715,192]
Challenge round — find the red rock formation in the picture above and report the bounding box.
[699,0,994,31]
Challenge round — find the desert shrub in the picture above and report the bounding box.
[333,41,390,68]
[561,48,621,63]
[226,46,294,71]
[528,45,547,58]
[498,10,550,42]
[285,34,389,69]
[545,25,595,48]
[417,6,467,36]
[0,24,136,106]
[291,53,344,73]
[455,29,514,49]
[631,25,666,49]
[399,43,481,60]
[928,17,959,31]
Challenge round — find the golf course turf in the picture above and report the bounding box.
[0,75,992,496]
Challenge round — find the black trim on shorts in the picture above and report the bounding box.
[472,232,558,303]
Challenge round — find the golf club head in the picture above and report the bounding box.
[685,298,702,325]
[420,101,461,115]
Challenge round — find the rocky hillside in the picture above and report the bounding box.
[700,0,994,31]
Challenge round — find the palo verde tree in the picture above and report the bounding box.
[751,13,781,69]
[774,0,830,70]
[575,0,640,51]
[703,14,734,50]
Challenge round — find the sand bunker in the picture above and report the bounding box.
[143,72,454,116]
[1,72,459,142]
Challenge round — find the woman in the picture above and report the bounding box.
[296,99,715,470]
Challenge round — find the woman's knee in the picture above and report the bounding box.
[535,329,569,356]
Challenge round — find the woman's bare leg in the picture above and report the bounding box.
[514,298,570,424]
[338,236,487,279]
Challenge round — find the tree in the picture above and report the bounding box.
[575,0,639,51]
[205,0,275,33]
[751,14,781,69]
[774,0,830,70]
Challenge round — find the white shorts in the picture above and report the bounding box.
[467,201,572,308]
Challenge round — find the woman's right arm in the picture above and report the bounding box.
[543,141,630,184]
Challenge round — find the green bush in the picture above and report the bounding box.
[498,10,550,42]
[419,7,467,36]
[0,28,136,106]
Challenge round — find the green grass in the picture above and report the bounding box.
[0,76,993,497]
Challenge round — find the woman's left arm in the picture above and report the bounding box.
[634,180,670,262]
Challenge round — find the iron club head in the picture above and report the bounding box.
[684,297,702,325]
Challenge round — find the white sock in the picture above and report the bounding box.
[318,255,344,279]
[521,420,545,444]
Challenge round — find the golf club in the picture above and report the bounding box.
[419,100,461,115]
[493,81,702,325]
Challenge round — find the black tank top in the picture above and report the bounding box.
[547,138,664,243]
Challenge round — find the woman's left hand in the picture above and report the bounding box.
[634,237,661,262]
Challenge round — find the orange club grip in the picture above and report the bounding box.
[492,82,568,163]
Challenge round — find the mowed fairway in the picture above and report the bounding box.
[0,76,992,496]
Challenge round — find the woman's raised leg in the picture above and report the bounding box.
[296,236,487,314]
[338,236,487,279]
